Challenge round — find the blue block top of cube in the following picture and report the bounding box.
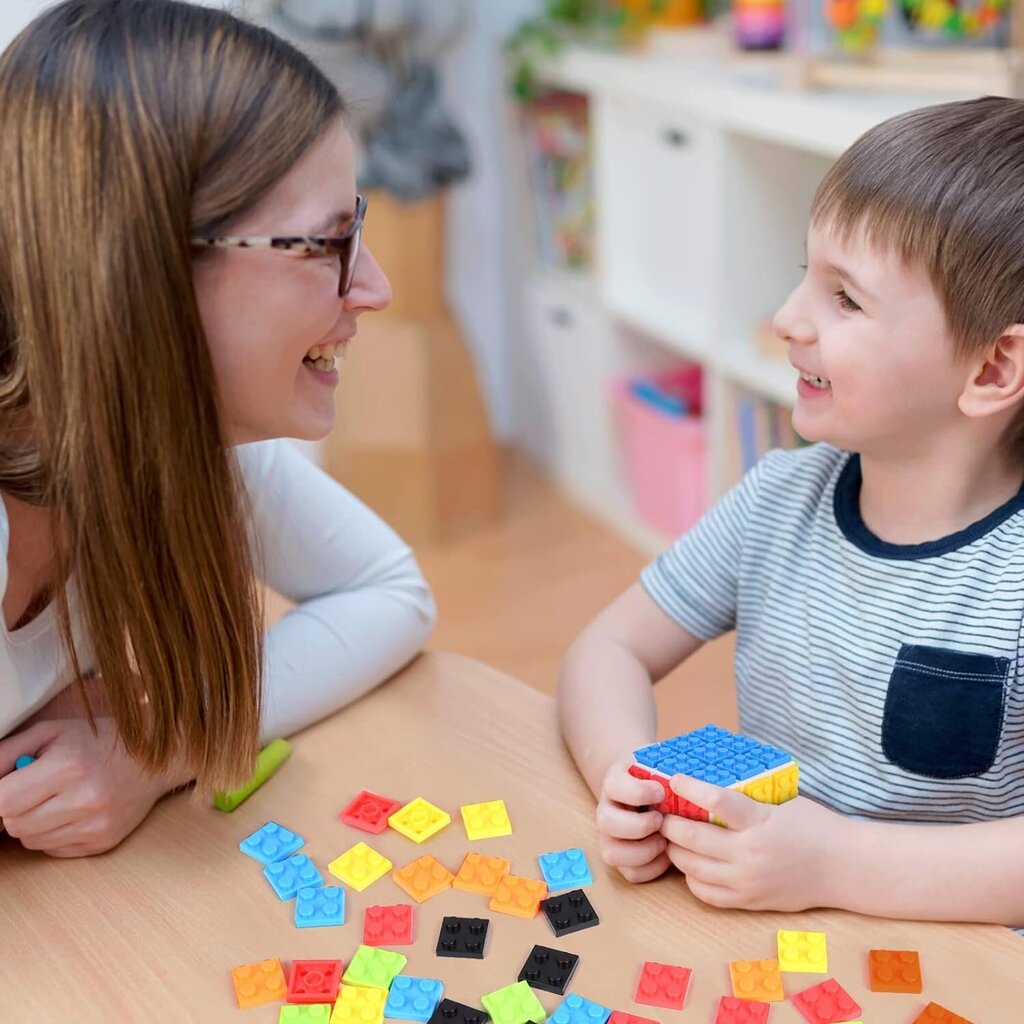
[550,994,612,1024]
[634,724,792,785]
[384,976,445,1023]
[539,848,593,891]
[295,885,345,928]
[264,853,324,900]
[239,821,305,864]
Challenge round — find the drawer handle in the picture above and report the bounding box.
[547,307,573,328]
[662,128,689,148]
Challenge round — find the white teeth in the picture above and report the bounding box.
[800,370,830,390]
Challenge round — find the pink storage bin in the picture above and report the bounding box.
[613,367,707,537]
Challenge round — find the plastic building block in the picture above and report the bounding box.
[330,985,388,1024]
[634,962,692,1011]
[296,886,345,928]
[489,874,548,919]
[231,958,288,1009]
[388,797,451,843]
[453,852,510,896]
[264,853,324,900]
[14,754,35,769]
[538,848,593,890]
[729,959,784,1002]
[342,945,407,990]
[461,799,513,840]
[518,945,579,996]
[240,822,304,865]
[911,1004,973,1024]
[550,994,612,1024]
[607,1013,658,1024]
[214,738,291,812]
[385,977,445,1023]
[791,979,861,1024]
[867,949,922,993]
[436,916,490,959]
[540,889,600,937]
[777,930,828,973]
[481,980,547,1024]
[713,996,770,1024]
[393,854,454,903]
[341,790,403,834]
[288,960,342,1005]
[280,1006,332,1023]
[427,999,490,1024]
[364,904,415,946]
[328,842,392,891]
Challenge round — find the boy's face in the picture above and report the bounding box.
[773,220,968,457]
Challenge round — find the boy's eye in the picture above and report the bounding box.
[835,289,861,313]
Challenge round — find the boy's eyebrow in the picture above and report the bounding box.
[828,262,876,301]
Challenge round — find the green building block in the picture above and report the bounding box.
[482,981,547,1024]
[214,738,292,812]
[341,945,407,990]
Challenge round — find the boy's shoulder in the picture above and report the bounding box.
[747,442,849,506]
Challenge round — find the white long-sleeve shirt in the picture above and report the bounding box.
[0,439,436,741]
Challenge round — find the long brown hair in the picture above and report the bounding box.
[0,0,344,789]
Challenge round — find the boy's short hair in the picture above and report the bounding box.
[812,95,1024,453]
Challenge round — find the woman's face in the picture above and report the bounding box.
[193,119,391,445]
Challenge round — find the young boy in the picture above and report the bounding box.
[558,95,1024,926]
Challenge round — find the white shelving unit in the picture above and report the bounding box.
[507,44,971,553]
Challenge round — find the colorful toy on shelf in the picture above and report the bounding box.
[734,0,788,50]
[824,0,887,51]
[899,0,1008,38]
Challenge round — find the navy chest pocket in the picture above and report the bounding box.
[882,644,1009,779]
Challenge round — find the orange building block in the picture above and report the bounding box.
[912,1003,974,1024]
[728,959,784,1002]
[868,949,922,993]
[488,873,548,919]
[392,854,454,903]
[453,852,511,896]
[231,958,287,1009]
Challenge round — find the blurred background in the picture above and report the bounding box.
[3,0,1017,731]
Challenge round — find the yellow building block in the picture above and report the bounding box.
[328,842,392,892]
[392,854,454,903]
[770,763,800,804]
[489,873,548,919]
[388,797,451,843]
[777,930,828,973]
[330,985,387,1024]
[231,958,287,1009]
[461,799,513,840]
[453,852,511,896]
[729,958,784,1002]
[736,773,774,803]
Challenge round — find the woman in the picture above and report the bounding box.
[0,0,435,856]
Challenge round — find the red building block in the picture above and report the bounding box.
[341,790,403,833]
[714,996,770,1024]
[633,962,693,1011]
[867,949,922,993]
[287,960,342,1005]
[364,904,415,946]
[628,765,710,821]
[911,1003,974,1024]
[608,1011,660,1024]
[791,979,861,1024]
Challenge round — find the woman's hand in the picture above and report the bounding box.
[660,774,847,911]
[595,757,673,884]
[0,717,189,857]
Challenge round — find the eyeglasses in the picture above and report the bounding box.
[191,193,367,298]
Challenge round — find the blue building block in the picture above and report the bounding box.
[634,725,792,785]
[14,755,35,770]
[295,886,345,928]
[550,994,611,1024]
[239,821,304,865]
[538,848,593,891]
[263,853,324,900]
[385,976,445,1022]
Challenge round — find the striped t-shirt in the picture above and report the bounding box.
[641,443,1024,825]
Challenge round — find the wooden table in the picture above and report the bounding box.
[1,652,1020,1021]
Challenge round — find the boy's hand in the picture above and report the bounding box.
[660,774,847,911]
[595,757,672,883]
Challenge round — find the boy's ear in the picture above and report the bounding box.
[959,325,1024,419]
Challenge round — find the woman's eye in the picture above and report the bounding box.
[835,289,861,313]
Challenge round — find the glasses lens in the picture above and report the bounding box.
[339,226,362,297]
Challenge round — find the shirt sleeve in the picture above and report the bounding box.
[236,440,437,742]
[640,451,776,641]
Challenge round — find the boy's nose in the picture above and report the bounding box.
[772,300,815,348]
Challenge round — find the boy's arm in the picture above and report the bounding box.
[558,582,705,797]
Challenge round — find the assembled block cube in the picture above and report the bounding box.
[341,790,403,834]
[518,945,579,996]
[633,724,798,823]
[264,853,324,900]
[240,822,305,865]
[328,842,392,892]
[288,960,342,1005]
[481,980,547,1024]
[385,977,445,1023]
[791,979,861,1024]
[549,994,611,1024]
[364,904,415,946]
[452,852,510,896]
[867,949,922,993]
[538,848,592,891]
[342,945,407,990]
[634,961,692,1011]
[460,799,513,840]
[231,958,288,1009]
[295,886,345,928]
